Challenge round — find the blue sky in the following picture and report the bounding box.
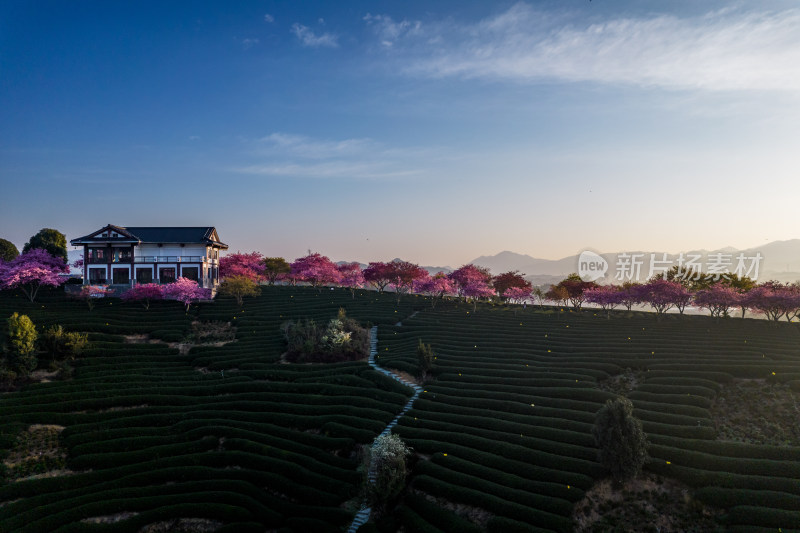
[2,1,799,266]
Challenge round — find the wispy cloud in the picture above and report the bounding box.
[240,38,259,50]
[264,13,274,24]
[256,133,372,159]
[291,23,338,48]
[363,13,421,47]
[367,3,800,91]
[235,133,426,180]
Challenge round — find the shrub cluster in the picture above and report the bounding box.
[281,308,368,363]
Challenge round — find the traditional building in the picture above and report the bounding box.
[70,225,228,288]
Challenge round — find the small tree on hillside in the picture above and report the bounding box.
[694,284,741,318]
[0,249,68,302]
[584,285,625,318]
[493,270,531,299]
[41,325,88,361]
[634,279,692,319]
[71,285,114,311]
[386,260,427,303]
[367,433,412,507]
[532,285,545,308]
[23,228,68,263]
[417,339,434,379]
[619,281,641,311]
[554,273,597,311]
[263,257,291,285]
[363,262,394,293]
[219,251,265,282]
[337,262,365,298]
[4,313,38,376]
[163,277,211,312]
[218,275,260,306]
[0,239,19,262]
[121,283,164,310]
[414,272,456,309]
[724,274,756,318]
[545,284,570,311]
[449,264,493,300]
[592,397,649,485]
[290,253,341,290]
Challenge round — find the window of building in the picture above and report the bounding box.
[159,267,176,284]
[136,268,153,284]
[88,248,106,263]
[181,267,199,281]
[112,268,129,285]
[89,268,106,284]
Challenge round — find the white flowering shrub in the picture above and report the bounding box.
[367,433,412,506]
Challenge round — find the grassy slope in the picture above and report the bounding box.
[1,289,800,532]
[378,303,800,532]
[0,286,419,533]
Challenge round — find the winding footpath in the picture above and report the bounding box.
[347,324,423,533]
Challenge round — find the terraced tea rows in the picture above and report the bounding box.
[377,304,800,532]
[2,289,800,532]
[0,287,419,532]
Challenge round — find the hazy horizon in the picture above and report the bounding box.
[2,1,799,266]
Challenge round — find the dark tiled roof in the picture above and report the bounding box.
[124,227,224,246]
[71,225,227,248]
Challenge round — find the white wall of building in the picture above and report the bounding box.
[137,244,207,257]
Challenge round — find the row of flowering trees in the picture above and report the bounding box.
[219,251,800,321]
[220,252,524,310]
[0,248,210,310]
[121,279,211,311]
[555,276,800,321]
[4,247,798,320]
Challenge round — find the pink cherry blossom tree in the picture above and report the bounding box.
[493,271,531,299]
[386,260,427,303]
[219,251,265,282]
[744,282,800,322]
[282,271,302,286]
[0,248,69,302]
[693,284,742,318]
[503,286,532,315]
[671,283,693,315]
[414,272,456,308]
[584,285,625,318]
[462,280,495,312]
[72,284,115,311]
[363,262,394,292]
[290,253,341,289]
[337,262,365,298]
[633,279,692,319]
[121,283,164,310]
[162,277,211,312]
[619,282,642,311]
[503,286,532,305]
[448,264,493,300]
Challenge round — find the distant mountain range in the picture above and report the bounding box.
[338,242,800,286]
[470,239,800,285]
